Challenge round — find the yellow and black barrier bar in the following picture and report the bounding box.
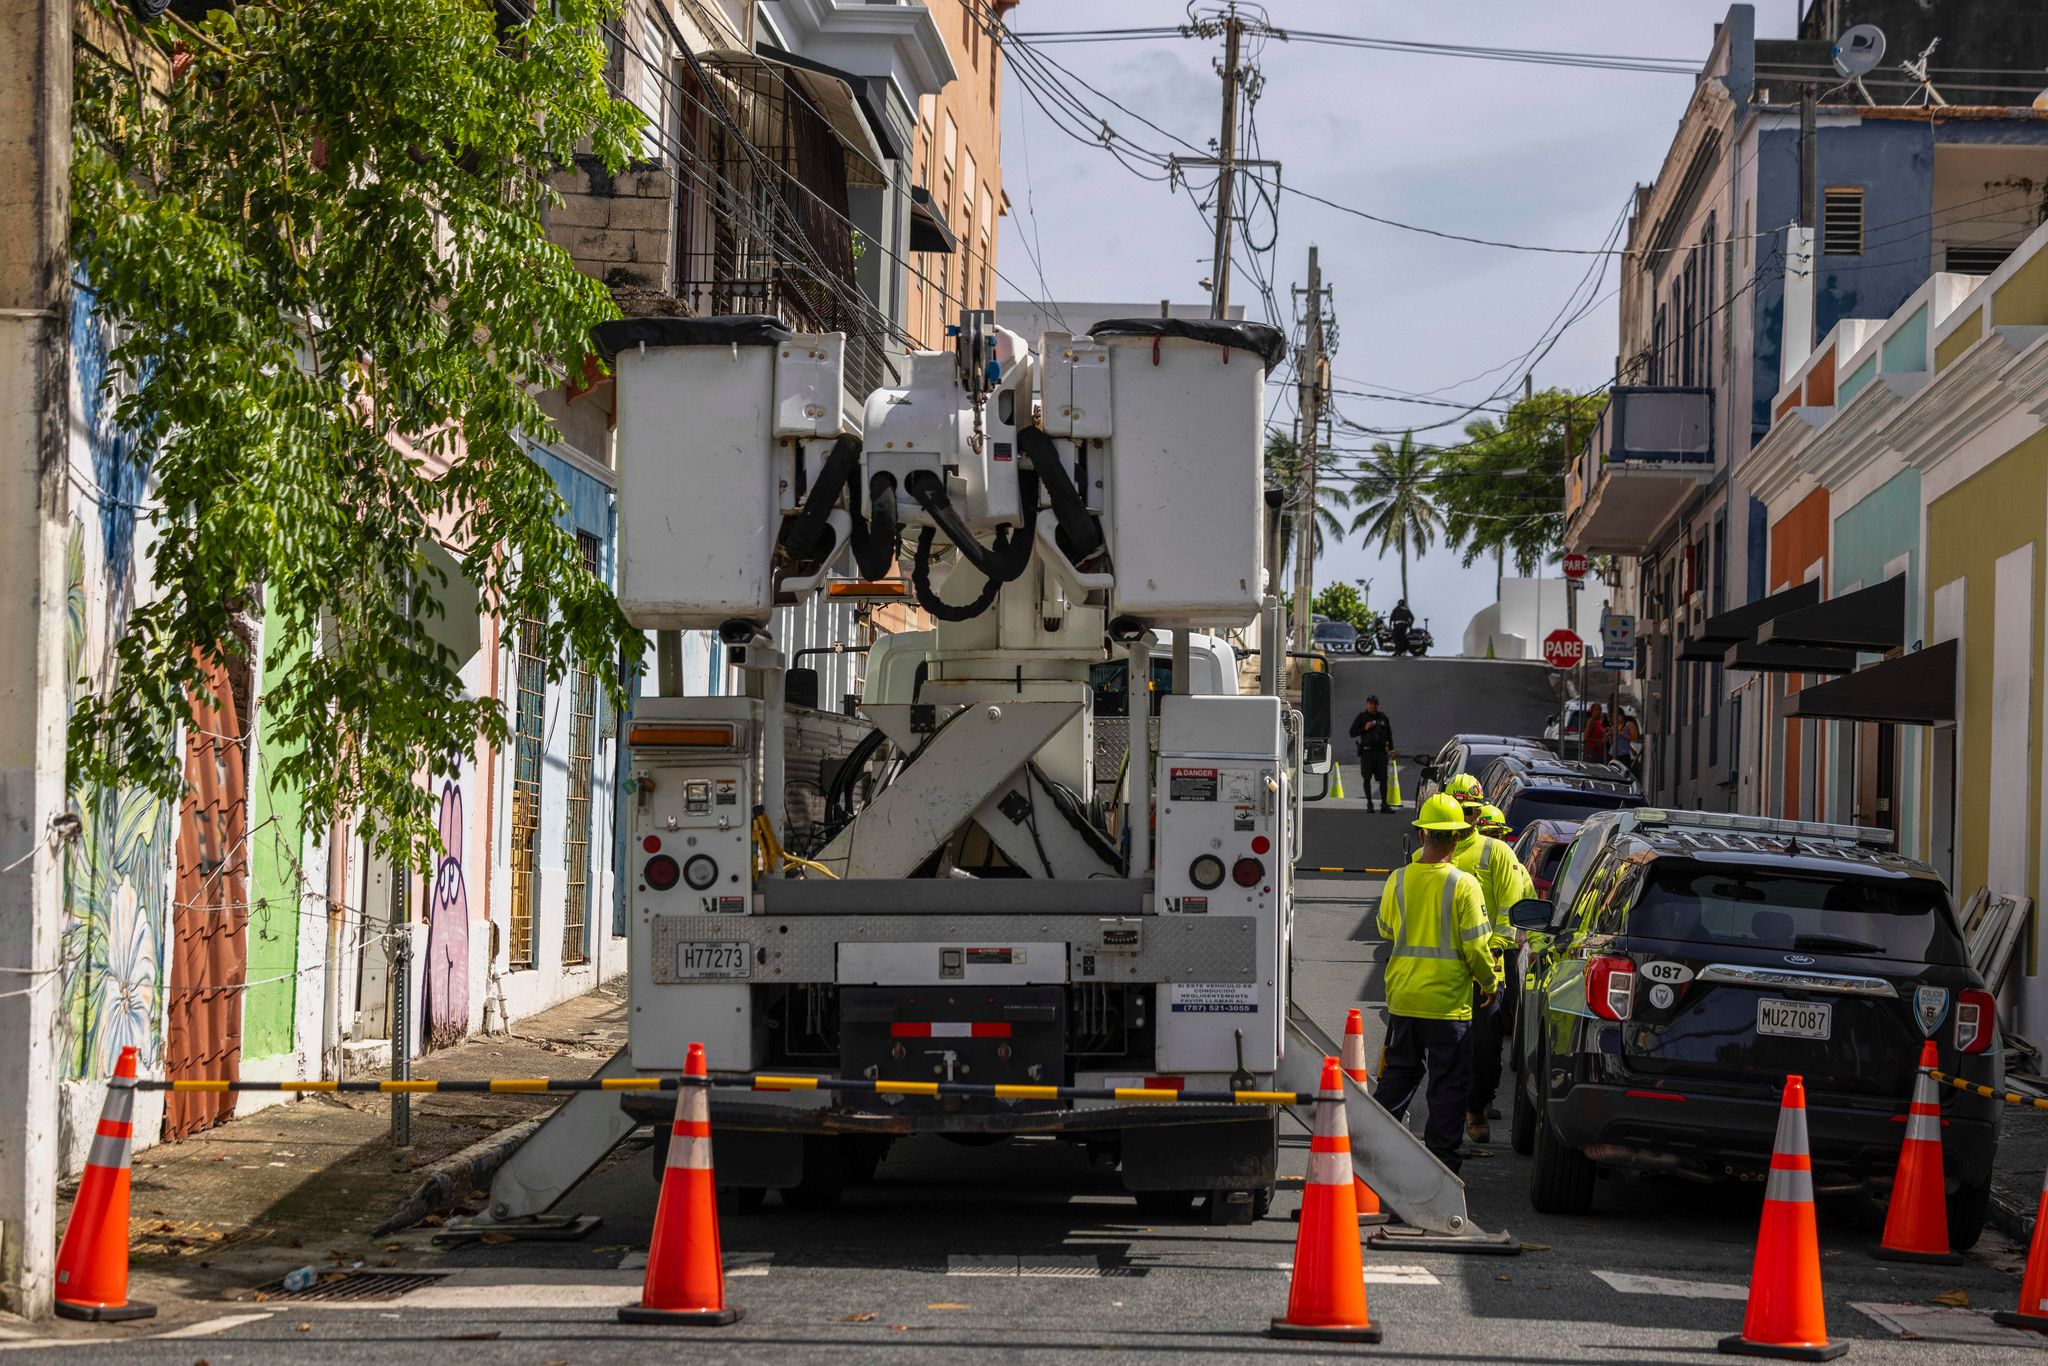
[132,1074,1318,1106]
[1305,866,1393,875]
[1926,1066,2048,1112]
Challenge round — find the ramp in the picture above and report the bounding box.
[1277,1001,1512,1250]
[1329,656,1556,761]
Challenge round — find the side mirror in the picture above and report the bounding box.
[1413,753,1434,770]
[1300,670,1332,742]
[1304,739,1334,776]
[1508,897,1555,931]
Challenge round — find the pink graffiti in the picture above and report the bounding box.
[424,780,471,1045]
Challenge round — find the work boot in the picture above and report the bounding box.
[1466,1113,1490,1143]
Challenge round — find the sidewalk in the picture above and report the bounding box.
[34,979,629,1332]
[1991,1100,2048,1245]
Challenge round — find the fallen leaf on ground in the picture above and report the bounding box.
[295,1322,311,1333]
[839,1311,877,1323]
[1901,1330,1923,1341]
[1932,1290,1970,1307]
[889,1324,909,1332]
[927,1303,970,1310]
[1495,1274,1511,1282]
[478,1232,515,1246]
[1518,1242,1551,1252]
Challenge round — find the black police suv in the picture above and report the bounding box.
[1508,807,2001,1247]
[1479,752,1641,832]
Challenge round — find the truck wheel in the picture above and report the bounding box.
[1528,1103,1596,1215]
[1132,1190,1197,1218]
[1252,1184,1275,1220]
[1948,1179,1991,1252]
[1510,1072,1537,1157]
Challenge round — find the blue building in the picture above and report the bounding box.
[1565,0,2048,814]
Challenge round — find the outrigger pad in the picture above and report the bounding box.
[1366,1223,1519,1256]
[431,1214,601,1246]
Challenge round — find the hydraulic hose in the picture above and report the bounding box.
[1015,427,1104,562]
[778,434,863,563]
[852,472,900,579]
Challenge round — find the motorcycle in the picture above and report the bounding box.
[1370,618,1434,657]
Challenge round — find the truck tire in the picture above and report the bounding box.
[1528,1099,1596,1215]
[1509,1070,1537,1157]
[1948,1178,1991,1252]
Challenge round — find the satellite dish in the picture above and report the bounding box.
[1832,24,1886,78]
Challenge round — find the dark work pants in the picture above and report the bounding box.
[1373,1015,1473,1172]
[1468,965,1516,1117]
[1360,751,1389,804]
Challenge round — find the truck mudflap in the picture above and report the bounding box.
[1278,1002,1510,1247]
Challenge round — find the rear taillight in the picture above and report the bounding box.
[1586,955,1634,1022]
[1956,988,1998,1054]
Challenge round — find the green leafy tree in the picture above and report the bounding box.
[1345,431,1443,606]
[1264,427,1346,585]
[69,0,644,867]
[1311,583,1376,633]
[1437,389,1607,591]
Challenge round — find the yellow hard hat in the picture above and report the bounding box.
[1478,804,1510,837]
[1414,792,1472,832]
[1445,772,1484,803]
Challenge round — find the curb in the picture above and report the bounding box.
[1993,1181,2036,1245]
[374,1114,547,1236]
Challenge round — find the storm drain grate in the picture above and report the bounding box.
[256,1270,450,1302]
[947,1255,1142,1278]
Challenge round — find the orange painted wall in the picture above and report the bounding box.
[1771,488,1831,820]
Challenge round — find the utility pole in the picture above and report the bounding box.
[0,0,73,1320]
[1291,245,1327,655]
[1208,3,1245,319]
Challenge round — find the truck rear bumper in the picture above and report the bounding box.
[623,1091,1266,1137]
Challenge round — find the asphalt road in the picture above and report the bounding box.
[37,823,2044,1362]
[1328,654,1559,766]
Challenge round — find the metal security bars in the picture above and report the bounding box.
[508,617,546,971]
[562,536,600,967]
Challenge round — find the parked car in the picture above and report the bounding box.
[1415,734,1552,806]
[1543,699,1640,751]
[1477,752,1642,832]
[1312,619,1359,654]
[1508,807,2000,1248]
[1511,818,1583,899]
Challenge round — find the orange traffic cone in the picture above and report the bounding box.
[1719,1075,1845,1361]
[618,1043,742,1326]
[1296,1010,1391,1226]
[1270,1057,1380,1343]
[1994,1163,2048,1332]
[54,1046,154,1322]
[1875,1040,1960,1264]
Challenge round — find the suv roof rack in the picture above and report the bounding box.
[1628,807,1895,850]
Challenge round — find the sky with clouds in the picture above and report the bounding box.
[995,0,1802,649]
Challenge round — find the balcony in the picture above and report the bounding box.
[1563,386,1714,557]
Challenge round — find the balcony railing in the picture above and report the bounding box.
[1563,387,1713,557]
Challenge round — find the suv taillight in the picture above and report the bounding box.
[1956,988,1998,1054]
[1586,954,1634,1022]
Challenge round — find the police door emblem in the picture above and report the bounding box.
[1914,985,1949,1037]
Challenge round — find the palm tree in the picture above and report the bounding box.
[1264,428,1346,585]
[1346,431,1443,605]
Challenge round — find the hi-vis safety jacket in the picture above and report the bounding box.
[1376,861,1502,1021]
[1411,833,1529,952]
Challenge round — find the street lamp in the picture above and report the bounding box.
[1354,578,1372,612]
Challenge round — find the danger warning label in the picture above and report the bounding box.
[1169,767,1218,801]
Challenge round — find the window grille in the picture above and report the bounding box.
[562,535,600,966]
[1823,188,1864,256]
[508,617,545,970]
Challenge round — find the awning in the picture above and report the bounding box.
[908,185,957,254]
[1783,640,1958,726]
[1723,640,1856,675]
[706,46,890,185]
[1676,580,1820,661]
[1756,574,1905,650]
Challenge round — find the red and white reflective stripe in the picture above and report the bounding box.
[889,1022,1012,1038]
[84,1077,137,1171]
[1904,1099,1942,1144]
[1307,1088,1351,1186]
[1764,1150,1813,1204]
[666,1086,715,1172]
[1341,1031,1369,1085]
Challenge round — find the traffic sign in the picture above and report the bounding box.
[1601,613,1636,670]
[1562,553,1588,581]
[1543,629,1585,669]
